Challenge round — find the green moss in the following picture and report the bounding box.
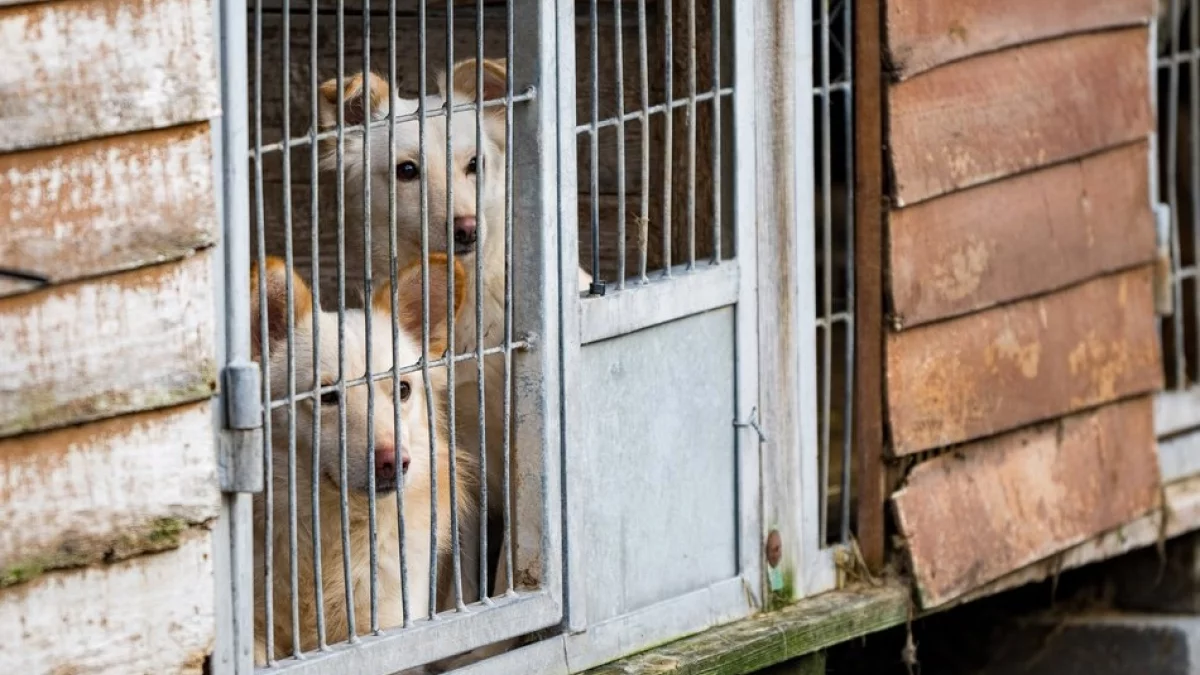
[767,568,797,612]
[1,561,46,588]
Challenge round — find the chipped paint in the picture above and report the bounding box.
[0,403,219,570]
[0,254,217,436]
[0,0,219,152]
[0,125,216,294]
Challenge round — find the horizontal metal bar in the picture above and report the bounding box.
[564,576,753,672]
[574,87,734,134]
[255,591,560,675]
[252,90,537,156]
[266,340,530,410]
[811,80,851,96]
[813,312,852,330]
[1156,389,1200,437]
[1159,428,1200,483]
[579,262,740,344]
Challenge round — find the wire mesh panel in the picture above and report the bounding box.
[811,0,855,547]
[238,1,561,673]
[1156,0,1200,437]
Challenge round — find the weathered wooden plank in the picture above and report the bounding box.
[886,0,1156,79]
[889,142,1156,328]
[0,254,217,437]
[584,583,910,675]
[893,396,1160,608]
[887,267,1162,455]
[887,28,1152,206]
[0,0,219,152]
[0,531,214,674]
[0,402,219,585]
[0,124,217,297]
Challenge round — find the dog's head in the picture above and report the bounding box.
[317,60,509,271]
[251,255,466,495]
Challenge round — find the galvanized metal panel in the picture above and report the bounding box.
[576,308,739,624]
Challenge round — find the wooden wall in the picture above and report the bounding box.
[0,0,221,671]
[880,0,1165,608]
[251,0,731,298]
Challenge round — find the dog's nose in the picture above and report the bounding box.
[375,443,401,482]
[454,216,477,246]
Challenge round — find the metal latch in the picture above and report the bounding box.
[219,360,264,494]
[734,406,767,443]
[1154,202,1174,317]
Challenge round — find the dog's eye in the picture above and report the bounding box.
[396,161,420,181]
[319,387,340,406]
[399,380,412,402]
[466,156,478,175]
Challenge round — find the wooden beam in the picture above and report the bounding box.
[853,0,887,574]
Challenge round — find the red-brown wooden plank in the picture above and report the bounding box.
[886,0,1156,79]
[887,267,1163,455]
[893,396,1160,608]
[887,28,1152,206]
[889,141,1155,328]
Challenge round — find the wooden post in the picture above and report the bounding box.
[852,0,887,573]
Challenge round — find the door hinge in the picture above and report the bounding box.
[220,360,264,494]
[1154,202,1175,318]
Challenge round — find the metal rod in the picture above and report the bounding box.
[615,0,627,288]
[637,0,650,283]
[661,0,674,276]
[839,0,855,545]
[445,0,466,613]
[818,0,834,544]
[686,0,696,270]
[334,0,359,643]
[474,0,491,604]
[710,0,720,263]
[589,0,602,289]
[502,0,516,597]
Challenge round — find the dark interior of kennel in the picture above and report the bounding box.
[247,0,858,554]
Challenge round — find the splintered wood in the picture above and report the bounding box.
[887,267,1162,455]
[887,28,1152,206]
[893,397,1160,608]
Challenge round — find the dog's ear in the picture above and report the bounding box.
[318,71,391,130]
[250,256,315,357]
[438,58,509,150]
[380,253,468,357]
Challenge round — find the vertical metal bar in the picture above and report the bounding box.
[661,0,674,275]
[279,0,303,655]
[838,0,855,546]
[417,0,440,620]
[387,0,411,630]
[251,0,274,663]
[818,0,834,544]
[1169,0,1186,387]
[1189,0,1200,386]
[334,0,358,642]
[637,0,650,283]
[589,0,602,290]
[615,0,627,288]
[474,0,491,604]
[685,0,696,269]
[360,0,381,635]
[307,0,328,648]
[215,0,254,671]
[709,0,720,263]
[502,0,516,596]
[444,0,465,613]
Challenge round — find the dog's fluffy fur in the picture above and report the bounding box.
[316,61,589,609]
[251,254,474,664]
